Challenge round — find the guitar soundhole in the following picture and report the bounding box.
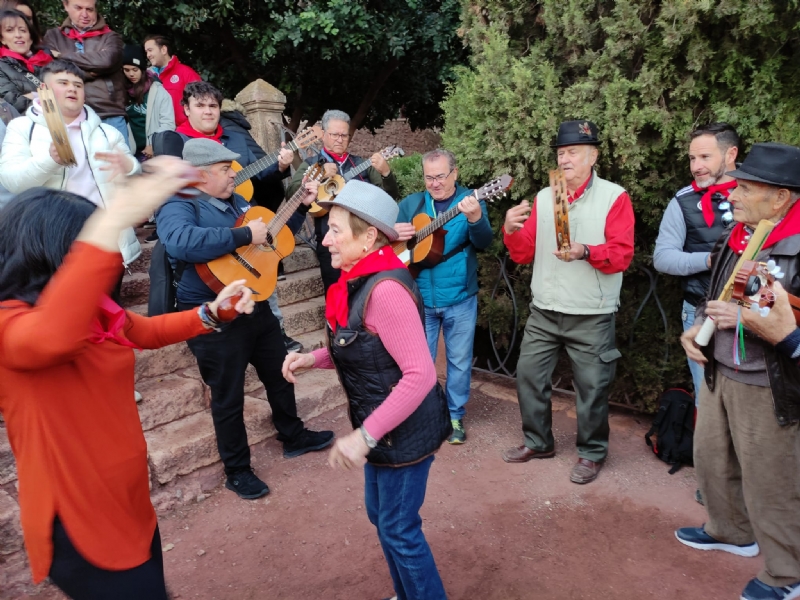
[264,232,275,249]
[407,238,417,251]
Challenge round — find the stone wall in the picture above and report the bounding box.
[348,118,441,157]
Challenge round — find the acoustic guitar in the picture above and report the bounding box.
[232,125,323,202]
[731,259,800,324]
[196,163,326,299]
[393,174,513,275]
[308,145,405,217]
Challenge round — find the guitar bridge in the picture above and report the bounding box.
[231,250,262,278]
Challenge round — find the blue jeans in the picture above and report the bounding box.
[424,295,477,421]
[682,300,705,406]
[364,456,447,600]
[102,116,131,150]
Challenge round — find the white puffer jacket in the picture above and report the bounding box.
[0,104,142,266]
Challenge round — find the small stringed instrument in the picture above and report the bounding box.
[308,145,405,218]
[731,260,800,324]
[393,174,513,276]
[232,125,323,202]
[196,163,326,299]
[39,85,77,167]
[550,168,570,260]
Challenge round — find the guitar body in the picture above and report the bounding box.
[231,160,255,202]
[392,212,445,276]
[196,206,295,300]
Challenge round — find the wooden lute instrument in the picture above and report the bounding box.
[550,168,570,259]
[38,86,77,167]
[308,145,405,218]
[231,125,323,202]
[731,260,800,324]
[392,174,513,276]
[196,163,326,299]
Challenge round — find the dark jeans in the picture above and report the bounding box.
[314,215,341,293]
[48,518,168,600]
[364,455,447,600]
[181,301,305,474]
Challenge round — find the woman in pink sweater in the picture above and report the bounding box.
[283,180,451,600]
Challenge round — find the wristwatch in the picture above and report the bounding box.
[581,244,591,260]
[360,425,378,449]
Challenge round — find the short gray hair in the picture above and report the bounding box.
[422,148,456,171]
[321,109,350,131]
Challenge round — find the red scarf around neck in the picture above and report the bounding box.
[325,247,407,331]
[691,179,737,227]
[88,295,141,350]
[62,24,111,42]
[0,47,52,73]
[324,148,349,163]
[176,120,224,142]
[727,197,800,254]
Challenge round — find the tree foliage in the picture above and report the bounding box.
[443,0,800,410]
[36,0,466,131]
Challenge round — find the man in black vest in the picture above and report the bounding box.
[654,123,739,400]
[286,109,400,292]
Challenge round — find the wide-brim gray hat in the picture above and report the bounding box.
[182,138,240,167]
[316,180,399,241]
[726,142,800,188]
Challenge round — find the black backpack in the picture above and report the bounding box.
[644,388,695,474]
[147,200,199,317]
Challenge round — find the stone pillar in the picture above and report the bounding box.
[235,79,286,154]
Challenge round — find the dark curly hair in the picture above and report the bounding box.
[181,81,223,107]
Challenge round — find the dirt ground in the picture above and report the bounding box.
[17,377,757,600]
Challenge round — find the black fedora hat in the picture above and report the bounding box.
[550,120,602,148]
[727,142,800,188]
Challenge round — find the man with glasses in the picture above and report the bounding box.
[654,123,739,404]
[286,109,399,292]
[394,149,493,444]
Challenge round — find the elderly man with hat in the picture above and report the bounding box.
[501,120,635,484]
[678,142,800,600]
[156,138,334,501]
[283,180,451,600]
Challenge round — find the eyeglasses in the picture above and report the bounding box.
[718,201,733,225]
[424,168,455,184]
[326,132,349,140]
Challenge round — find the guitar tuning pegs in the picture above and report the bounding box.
[766,260,776,271]
[760,306,771,317]
[749,302,760,313]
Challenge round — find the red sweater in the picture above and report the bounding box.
[0,243,209,582]
[154,55,201,126]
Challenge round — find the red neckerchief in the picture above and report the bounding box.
[727,199,800,254]
[176,120,224,142]
[567,173,592,204]
[88,295,141,350]
[0,48,52,73]
[325,247,407,331]
[62,24,111,42]
[692,180,737,227]
[324,148,349,163]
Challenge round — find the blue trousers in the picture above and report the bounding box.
[102,116,131,151]
[364,455,447,600]
[682,300,705,406]
[424,295,477,421]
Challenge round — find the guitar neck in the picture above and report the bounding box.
[234,139,299,186]
[414,204,462,243]
[342,159,373,182]
[266,185,306,237]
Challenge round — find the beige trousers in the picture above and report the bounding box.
[696,372,800,587]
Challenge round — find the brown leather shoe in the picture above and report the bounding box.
[570,458,604,484]
[502,445,556,463]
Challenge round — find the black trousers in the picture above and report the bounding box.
[48,518,168,600]
[181,301,305,474]
[314,214,341,294]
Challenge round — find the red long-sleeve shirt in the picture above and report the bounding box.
[503,174,635,274]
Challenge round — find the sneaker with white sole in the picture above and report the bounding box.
[675,525,759,557]
[740,578,800,600]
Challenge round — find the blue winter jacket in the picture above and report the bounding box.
[396,183,494,308]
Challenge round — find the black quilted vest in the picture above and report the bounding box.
[328,268,452,466]
[675,186,729,305]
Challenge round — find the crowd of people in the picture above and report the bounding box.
[0,1,798,600]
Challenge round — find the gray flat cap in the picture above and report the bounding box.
[316,180,399,241]
[182,138,240,167]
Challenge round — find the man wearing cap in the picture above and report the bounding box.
[678,142,800,600]
[501,120,635,484]
[393,148,493,445]
[654,123,740,402]
[156,138,334,501]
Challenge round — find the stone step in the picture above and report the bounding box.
[0,426,15,485]
[293,328,327,353]
[283,245,318,274]
[135,342,196,382]
[136,374,207,432]
[145,368,344,485]
[121,271,150,306]
[276,269,323,306]
[0,490,23,556]
[281,297,326,337]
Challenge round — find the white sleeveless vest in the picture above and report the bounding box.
[530,173,626,315]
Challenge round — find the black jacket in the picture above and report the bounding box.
[0,53,50,113]
[329,269,452,465]
[698,230,800,425]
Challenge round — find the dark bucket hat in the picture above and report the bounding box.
[551,120,602,148]
[727,142,800,188]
